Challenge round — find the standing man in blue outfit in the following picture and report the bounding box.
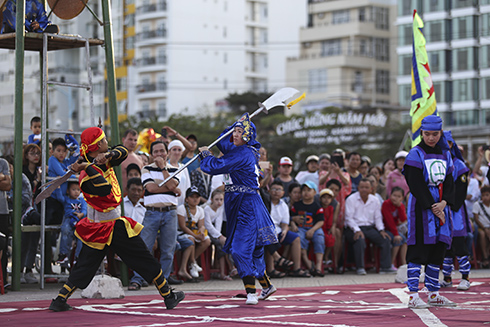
[403,115,456,309]
[199,113,278,305]
[1,0,59,33]
[440,131,471,291]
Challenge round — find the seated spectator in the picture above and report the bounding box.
[273,156,297,198]
[284,182,301,209]
[381,187,408,269]
[124,178,145,224]
[177,187,211,278]
[53,181,86,267]
[326,152,351,229]
[121,129,144,195]
[175,234,198,282]
[136,151,150,166]
[182,134,200,173]
[319,188,341,273]
[126,163,142,180]
[346,152,362,194]
[344,178,395,275]
[290,181,325,277]
[2,0,59,34]
[190,167,213,204]
[368,166,386,199]
[27,116,41,146]
[386,151,409,201]
[318,153,331,191]
[295,155,319,188]
[473,185,490,268]
[267,181,310,278]
[48,136,79,225]
[204,189,236,280]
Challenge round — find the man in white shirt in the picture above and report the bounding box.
[123,178,146,224]
[344,178,394,275]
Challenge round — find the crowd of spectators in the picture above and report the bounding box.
[1,115,490,290]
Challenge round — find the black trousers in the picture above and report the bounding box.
[68,220,161,289]
[0,214,10,285]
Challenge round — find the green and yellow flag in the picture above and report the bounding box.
[410,10,438,146]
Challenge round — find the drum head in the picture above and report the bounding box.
[47,0,88,20]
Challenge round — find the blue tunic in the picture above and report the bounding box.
[200,125,277,279]
[451,157,471,237]
[404,145,454,246]
[2,0,52,33]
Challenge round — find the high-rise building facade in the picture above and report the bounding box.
[286,0,398,114]
[396,0,490,156]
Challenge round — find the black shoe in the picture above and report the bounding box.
[168,276,184,285]
[164,290,185,310]
[49,297,73,312]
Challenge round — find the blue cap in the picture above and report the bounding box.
[421,115,442,131]
[301,180,318,193]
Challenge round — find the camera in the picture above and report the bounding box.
[161,128,167,138]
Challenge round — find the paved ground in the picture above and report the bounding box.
[1,267,489,303]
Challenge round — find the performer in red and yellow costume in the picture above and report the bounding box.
[50,127,184,312]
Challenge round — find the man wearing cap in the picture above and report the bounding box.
[129,140,183,290]
[273,156,297,198]
[295,155,319,188]
[168,139,191,206]
[49,128,184,312]
[344,178,394,275]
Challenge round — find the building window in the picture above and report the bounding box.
[482,77,490,100]
[308,69,327,93]
[374,38,389,61]
[398,0,417,16]
[481,45,490,69]
[116,77,127,92]
[453,16,474,40]
[481,14,490,37]
[424,0,446,12]
[332,10,350,24]
[452,110,479,126]
[429,50,446,73]
[433,81,446,103]
[452,79,478,101]
[399,24,412,46]
[359,7,366,22]
[451,0,477,9]
[157,101,167,118]
[426,20,445,42]
[398,54,412,75]
[452,48,474,71]
[375,70,390,94]
[321,39,342,56]
[352,71,363,93]
[373,7,389,30]
[398,84,411,107]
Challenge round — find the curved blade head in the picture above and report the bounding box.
[48,0,88,20]
[261,87,300,111]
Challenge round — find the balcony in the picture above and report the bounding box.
[134,55,167,72]
[135,28,167,47]
[136,82,167,100]
[136,1,167,21]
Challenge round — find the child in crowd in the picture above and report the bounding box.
[54,181,87,267]
[273,157,297,198]
[473,185,490,268]
[47,137,79,225]
[268,181,310,277]
[177,186,211,279]
[27,116,42,145]
[290,181,325,276]
[320,188,341,273]
[126,163,141,180]
[381,187,408,269]
[204,189,236,280]
[284,182,301,209]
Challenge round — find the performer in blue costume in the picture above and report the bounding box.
[403,115,456,309]
[199,113,278,305]
[440,131,471,291]
[1,0,59,34]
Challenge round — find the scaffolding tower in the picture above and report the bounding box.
[2,0,122,291]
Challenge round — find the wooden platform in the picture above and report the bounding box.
[0,32,104,51]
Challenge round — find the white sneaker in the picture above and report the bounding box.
[440,279,453,287]
[191,262,202,272]
[246,293,258,305]
[24,272,38,284]
[258,285,277,300]
[457,279,470,291]
[408,294,429,309]
[428,293,457,307]
[189,266,199,278]
[356,268,367,275]
[20,273,27,284]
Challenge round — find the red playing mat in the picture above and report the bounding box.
[1,279,489,326]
